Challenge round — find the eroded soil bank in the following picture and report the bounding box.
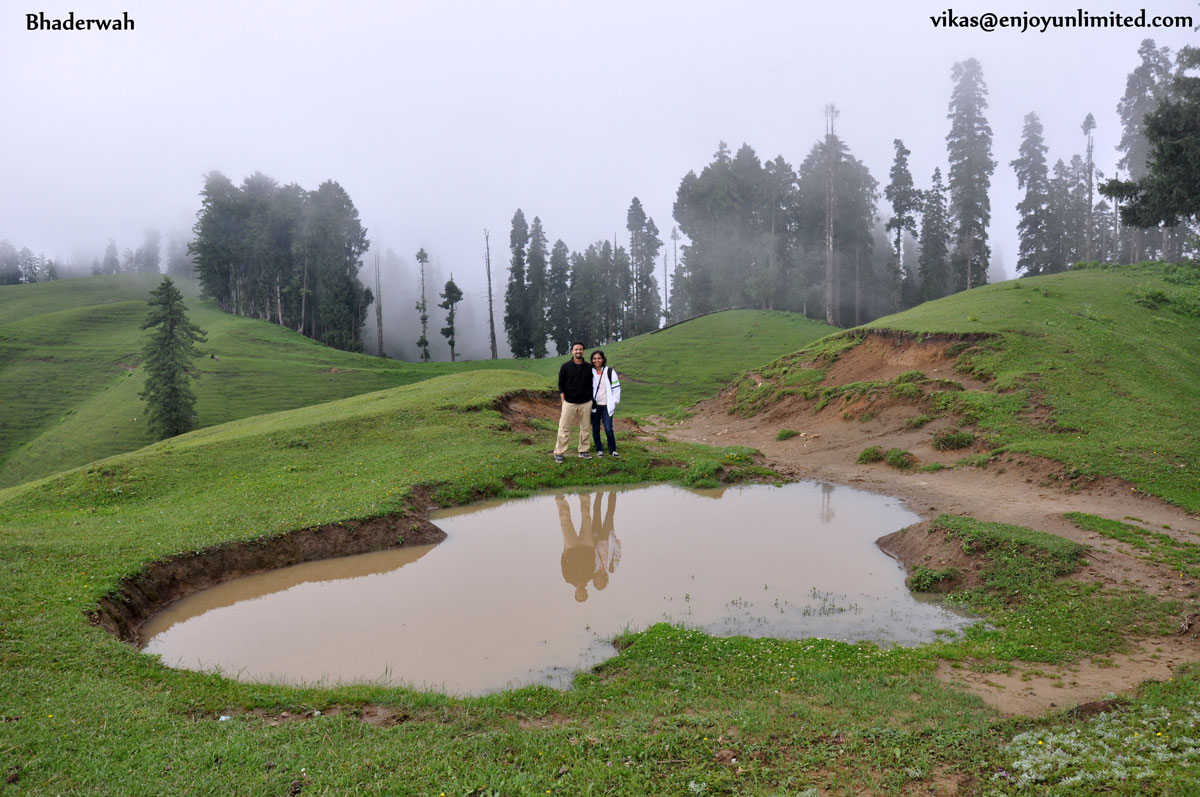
[91,496,447,645]
[656,330,1200,716]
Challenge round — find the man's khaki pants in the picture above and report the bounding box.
[554,400,592,455]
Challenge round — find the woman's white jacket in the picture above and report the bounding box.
[591,366,621,416]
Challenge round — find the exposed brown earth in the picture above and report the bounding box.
[655,331,1200,716]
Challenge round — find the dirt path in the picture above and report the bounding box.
[650,337,1200,716]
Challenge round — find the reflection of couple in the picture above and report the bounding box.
[556,491,621,603]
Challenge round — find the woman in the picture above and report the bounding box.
[589,350,621,458]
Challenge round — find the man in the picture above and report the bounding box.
[554,341,593,463]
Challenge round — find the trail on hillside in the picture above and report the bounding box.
[653,332,1200,716]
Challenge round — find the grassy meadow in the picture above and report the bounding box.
[1,265,1199,793]
[0,274,829,489]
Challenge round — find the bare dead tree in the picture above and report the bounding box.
[484,229,498,359]
[374,252,384,356]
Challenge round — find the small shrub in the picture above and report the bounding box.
[885,448,914,469]
[1133,285,1170,309]
[908,566,960,592]
[906,414,933,428]
[776,428,800,441]
[893,370,924,384]
[682,459,722,489]
[932,429,975,451]
[856,446,884,464]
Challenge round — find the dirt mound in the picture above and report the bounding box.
[823,330,991,390]
[495,389,558,433]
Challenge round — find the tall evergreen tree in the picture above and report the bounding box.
[946,58,996,291]
[414,248,431,362]
[137,227,161,274]
[526,216,548,357]
[102,238,120,276]
[1114,39,1174,261]
[139,276,207,439]
[884,139,921,312]
[545,239,572,355]
[503,209,530,357]
[1103,45,1200,233]
[438,275,463,362]
[1081,113,1097,260]
[1011,112,1054,275]
[919,168,951,301]
[626,197,663,336]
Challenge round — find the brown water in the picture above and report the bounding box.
[141,482,973,694]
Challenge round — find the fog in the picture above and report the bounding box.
[2,1,1195,358]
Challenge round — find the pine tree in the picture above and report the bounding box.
[545,239,571,355]
[919,168,951,301]
[503,209,530,357]
[526,217,548,357]
[102,239,120,275]
[140,277,207,439]
[1103,46,1200,234]
[626,197,663,336]
[414,248,431,362]
[1081,113,1097,260]
[438,275,463,362]
[884,139,921,312]
[946,58,996,291]
[1011,112,1053,275]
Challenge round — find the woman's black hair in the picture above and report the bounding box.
[590,349,606,367]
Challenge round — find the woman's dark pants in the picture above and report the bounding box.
[591,404,616,454]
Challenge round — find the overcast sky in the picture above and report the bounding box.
[3,0,1196,336]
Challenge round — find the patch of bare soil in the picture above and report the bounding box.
[656,333,1200,717]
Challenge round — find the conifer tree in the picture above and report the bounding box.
[946,58,996,291]
[884,139,921,312]
[919,168,951,301]
[526,217,548,357]
[545,239,572,355]
[503,209,530,357]
[1011,112,1053,275]
[438,274,463,362]
[414,248,431,362]
[140,277,206,439]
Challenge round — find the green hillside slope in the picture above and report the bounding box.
[0,274,832,487]
[738,262,1200,511]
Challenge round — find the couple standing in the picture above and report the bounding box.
[554,342,621,464]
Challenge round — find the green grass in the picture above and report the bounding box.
[856,445,884,464]
[0,368,1197,793]
[776,428,799,441]
[0,277,832,488]
[731,262,1200,512]
[1065,511,1200,578]
[2,269,1200,793]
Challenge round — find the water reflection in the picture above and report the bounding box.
[557,492,620,602]
[141,482,974,695]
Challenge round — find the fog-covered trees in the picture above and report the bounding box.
[439,275,463,362]
[414,248,431,362]
[946,57,995,291]
[140,276,206,439]
[188,171,372,352]
[1012,112,1054,275]
[884,139,921,312]
[626,198,663,337]
[1103,45,1200,233]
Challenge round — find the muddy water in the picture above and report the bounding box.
[141,482,973,695]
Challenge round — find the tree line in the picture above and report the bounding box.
[188,171,374,352]
[501,198,664,357]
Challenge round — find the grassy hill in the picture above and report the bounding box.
[1,264,1199,793]
[734,261,1200,512]
[0,275,831,488]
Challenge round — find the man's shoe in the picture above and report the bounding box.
[596,450,605,458]
[610,451,620,458]
[554,454,565,464]
[578,451,592,459]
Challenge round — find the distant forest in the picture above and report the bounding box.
[4,40,1196,360]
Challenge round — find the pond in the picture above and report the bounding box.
[140,482,973,695]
